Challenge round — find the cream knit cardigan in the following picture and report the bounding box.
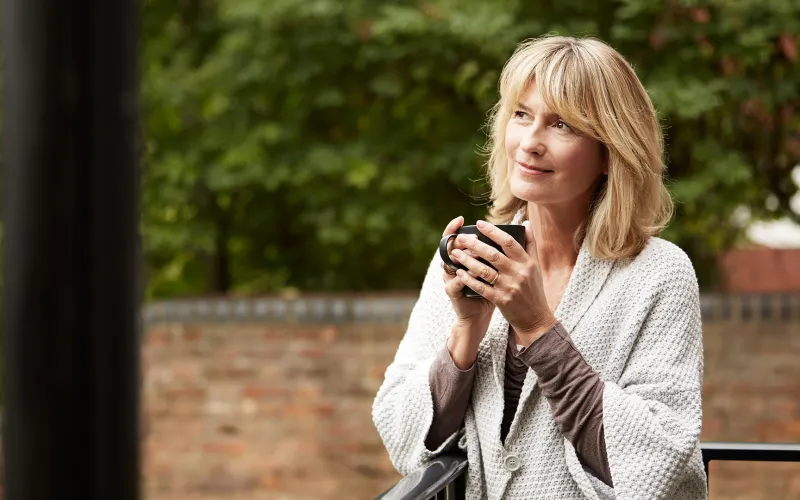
[373,234,707,499]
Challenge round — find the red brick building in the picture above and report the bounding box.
[718,247,800,293]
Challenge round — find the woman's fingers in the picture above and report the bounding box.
[451,248,499,284]
[456,269,498,303]
[450,239,475,263]
[455,232,512,272]
[475,220,527,262]
[443,269,466,298]
[523,220,538,257]
[442,215,464,236]
[442,215,465,259]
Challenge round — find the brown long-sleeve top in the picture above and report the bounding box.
[425,321,613,487]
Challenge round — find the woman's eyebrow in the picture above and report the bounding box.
[515,102,558,118]
[516,103,535,114]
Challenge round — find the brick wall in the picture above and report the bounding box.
[718,247,800,293]
[142,297,800,500]
[703,321,800,499]
[142,322,399,500]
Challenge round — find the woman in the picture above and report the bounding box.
[372,35,706,499]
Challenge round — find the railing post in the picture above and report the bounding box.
[2,0,141,499]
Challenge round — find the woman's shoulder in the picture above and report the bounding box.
[616,236,698,290]
[638,236,693,266]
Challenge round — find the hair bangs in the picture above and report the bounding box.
[532,47,599,139]
[498,49,538,118]
[497,41,598,139]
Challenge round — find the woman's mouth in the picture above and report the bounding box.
[516,161,553,176]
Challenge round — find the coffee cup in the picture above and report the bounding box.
[439,224,526,298]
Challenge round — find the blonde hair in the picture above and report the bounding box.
[484,35,673,260]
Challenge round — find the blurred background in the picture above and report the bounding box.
[4,0,800,498]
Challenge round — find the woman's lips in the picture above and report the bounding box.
[516,161,553,176]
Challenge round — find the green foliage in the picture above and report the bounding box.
[142,0,800,295]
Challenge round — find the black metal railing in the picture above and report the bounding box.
[376,442,800,500]
[374,453,468,500]
[701,441,800,479]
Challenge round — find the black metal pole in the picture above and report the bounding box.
[2,0,140,498]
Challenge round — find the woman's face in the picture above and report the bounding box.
[505,85,606,208]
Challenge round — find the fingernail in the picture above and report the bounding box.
[477,220,487,228]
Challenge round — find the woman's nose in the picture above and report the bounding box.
[519,126,546,156]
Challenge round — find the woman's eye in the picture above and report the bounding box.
[555,120,572,131]
[513,110,527,119]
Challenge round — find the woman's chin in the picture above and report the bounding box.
[510,180,552,204]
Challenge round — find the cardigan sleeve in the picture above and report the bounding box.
[599,254,705,498]
[372,251,464,475]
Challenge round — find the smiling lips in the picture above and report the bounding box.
[516,161,553,175]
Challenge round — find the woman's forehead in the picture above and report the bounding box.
[509,75,598,137]
[509,80,571,122]
[515,86,556,114]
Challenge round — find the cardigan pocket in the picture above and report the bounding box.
[563,438,607,500]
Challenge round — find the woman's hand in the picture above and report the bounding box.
[440,216,495,369]
[451,219,556,345]
[441,216,496,329]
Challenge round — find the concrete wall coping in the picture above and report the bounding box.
[143,293,800,326]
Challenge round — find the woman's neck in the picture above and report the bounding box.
[525,202,586,273]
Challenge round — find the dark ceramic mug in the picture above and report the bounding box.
[439,224,526,298]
